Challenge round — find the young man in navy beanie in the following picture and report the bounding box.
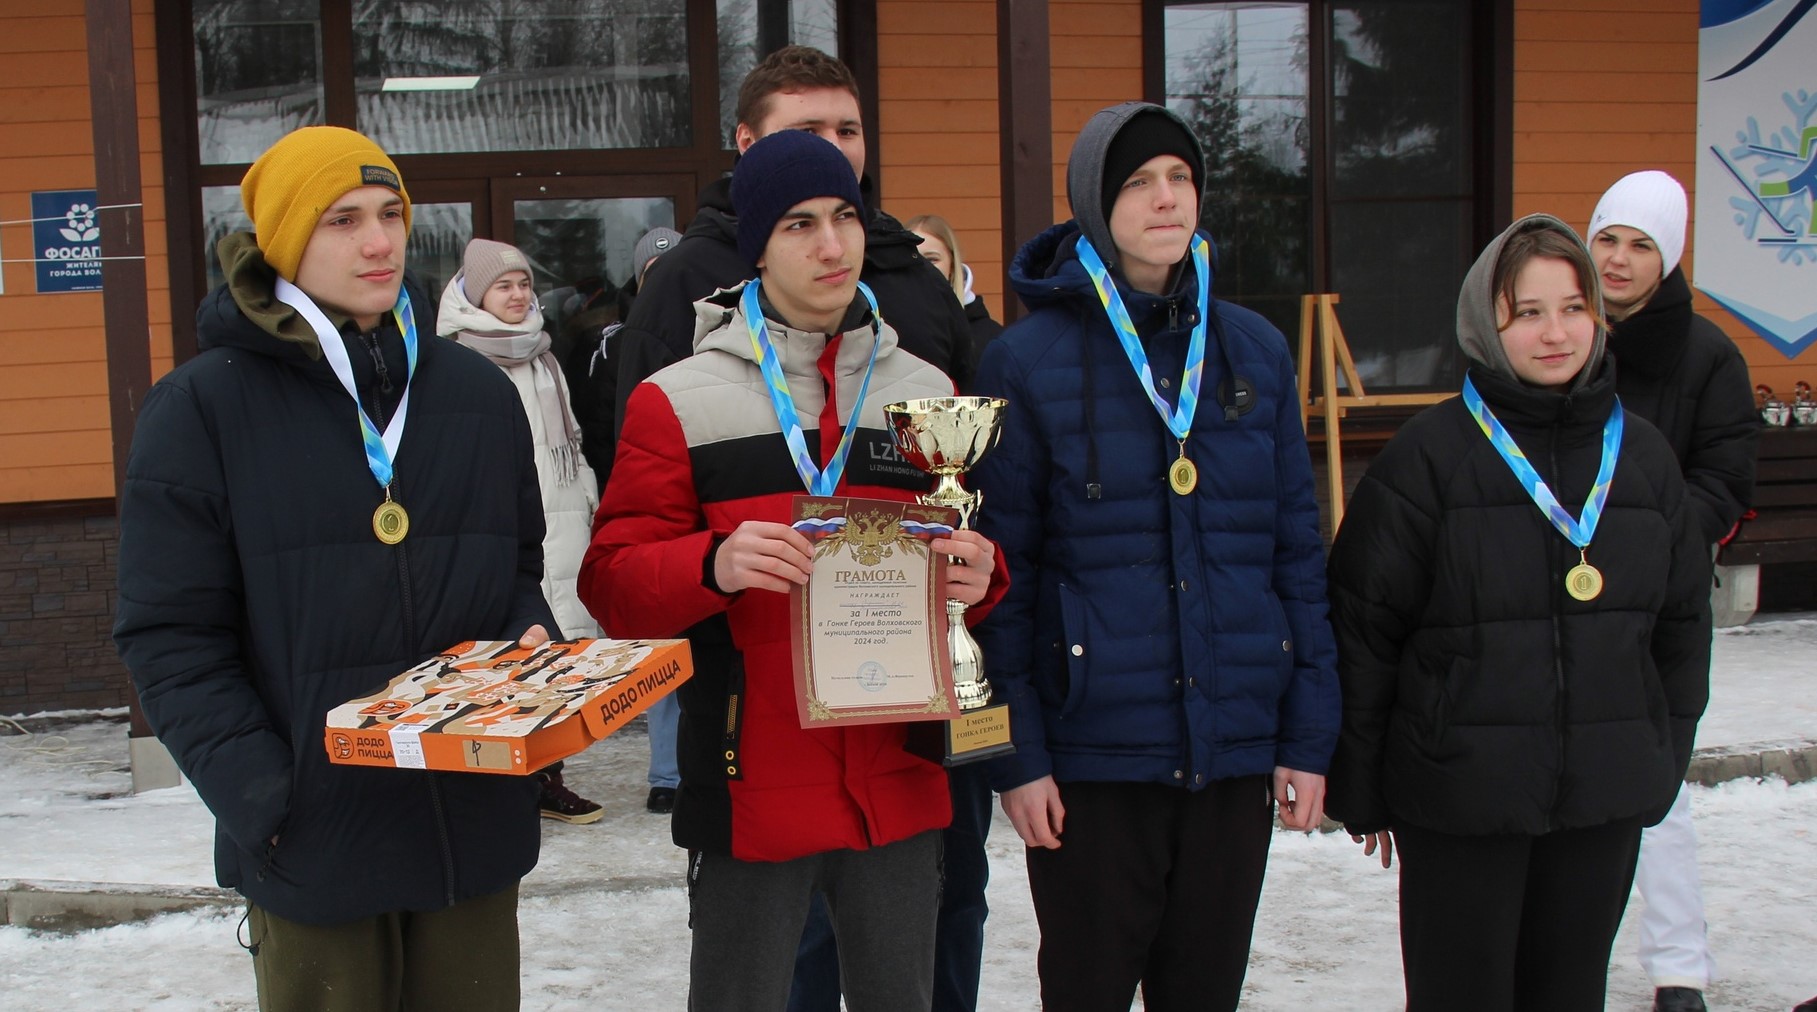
[603,48,990,1012]
[578,130,1007,1010]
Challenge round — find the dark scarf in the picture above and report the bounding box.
[1605,267,1694,382]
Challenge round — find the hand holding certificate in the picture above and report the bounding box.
[789,497,966,725]
[713,521,815,594]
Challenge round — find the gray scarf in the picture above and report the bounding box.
[437,272,584,484]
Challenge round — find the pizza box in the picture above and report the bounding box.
[324,638,692,775]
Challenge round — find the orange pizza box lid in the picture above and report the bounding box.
[323,638,692,775]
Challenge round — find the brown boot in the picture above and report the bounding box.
[537,770,603,825]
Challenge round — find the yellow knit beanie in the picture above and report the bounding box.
[241,126,413,281]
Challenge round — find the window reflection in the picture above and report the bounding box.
[715,0,840,146]
[1329,2,1471,388]
[1164,3,1311,344]
[1330,200,1472,389]
[1331,4,1469,198]
[512,197,678,311]
[200,186,253,293]
[1162,0,1475,390]
[352,1,690,154]
[194,0,324,165]
[406,204,476,305]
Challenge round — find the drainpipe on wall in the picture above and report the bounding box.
[85,0,177,793]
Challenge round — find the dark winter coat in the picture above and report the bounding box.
[579,285,1008,861]
[113,234,556,925]
[963,293,1005,379]
[969,221,1341,793]
[1324,215,1712,839]
[604,174,975,483]
[1606,267,1759,545]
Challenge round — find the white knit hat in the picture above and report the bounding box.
[1587,170,1687,280]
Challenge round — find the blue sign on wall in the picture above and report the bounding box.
[32,189,103,294]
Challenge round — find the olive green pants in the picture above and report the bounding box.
[248,883,520,1011]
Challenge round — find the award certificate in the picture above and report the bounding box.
[789,495,961,727]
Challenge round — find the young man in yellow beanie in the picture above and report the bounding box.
[113,126,557,1009]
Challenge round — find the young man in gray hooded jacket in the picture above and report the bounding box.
[968,101,1340,1011]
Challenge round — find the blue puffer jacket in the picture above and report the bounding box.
[970,221,1340,792]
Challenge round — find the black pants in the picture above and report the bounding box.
[1395,816,1645,1012]
[1025,776,1273,1012]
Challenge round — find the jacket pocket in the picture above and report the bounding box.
[1056,583,1089,718]
[1266,591,1293,682]
[1430,655,1470,745]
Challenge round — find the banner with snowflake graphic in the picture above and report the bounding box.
[30,189,102,294]
[1697,0,1817,358]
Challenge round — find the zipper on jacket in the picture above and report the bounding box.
[1546,425,1567,832]
[356,325,443,893]
[396,543,418,647]
[722,664,745,780]
[427,773,457,907]
[361,330,394,395]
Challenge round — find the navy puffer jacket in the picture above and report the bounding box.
[114,235,555,925]
[969,221,1340,792]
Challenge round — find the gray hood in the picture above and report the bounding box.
[1066,102,1207,277]
[1456,213,1607,391]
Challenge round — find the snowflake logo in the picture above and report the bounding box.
[58,202,99,243]
[1715,88,1817,266]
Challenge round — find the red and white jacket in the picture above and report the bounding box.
[579,283,1008,862]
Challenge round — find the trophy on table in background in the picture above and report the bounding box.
[884,396,1016,765]
[1758,384,1792,427]
[1793,381,1815,426]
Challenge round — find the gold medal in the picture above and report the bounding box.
[1565,549,1601,601]
[373,494,409,545]
[1168,448,1199,496]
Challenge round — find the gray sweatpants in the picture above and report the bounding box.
[687,829,943,1012]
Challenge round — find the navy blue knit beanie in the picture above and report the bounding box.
[732,131,865,269]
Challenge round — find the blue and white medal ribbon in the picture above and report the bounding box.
[275,278,420,543]
[741,279,882,497]
[1074,233,1211,494]
[1461,375,1623,601]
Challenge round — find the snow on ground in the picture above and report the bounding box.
[1699,617,1817,750]
[3,615,1814,1010]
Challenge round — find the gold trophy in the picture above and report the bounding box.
[884,396,1015,765]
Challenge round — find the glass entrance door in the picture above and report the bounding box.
[493,175,688,335]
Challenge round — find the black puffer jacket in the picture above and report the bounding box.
[1606,267,1759,545]
[114,235,556,925]
[1325,216,1712,838]
[604,174,974,480]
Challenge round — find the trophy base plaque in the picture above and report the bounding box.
[907,702,1015,766]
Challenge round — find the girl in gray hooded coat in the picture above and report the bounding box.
[1324,215,1712,1010]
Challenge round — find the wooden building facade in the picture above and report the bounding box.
[1,0,1807,713]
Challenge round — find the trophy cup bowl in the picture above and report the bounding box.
[885,397,1007,526]
[883,397,1010,747]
